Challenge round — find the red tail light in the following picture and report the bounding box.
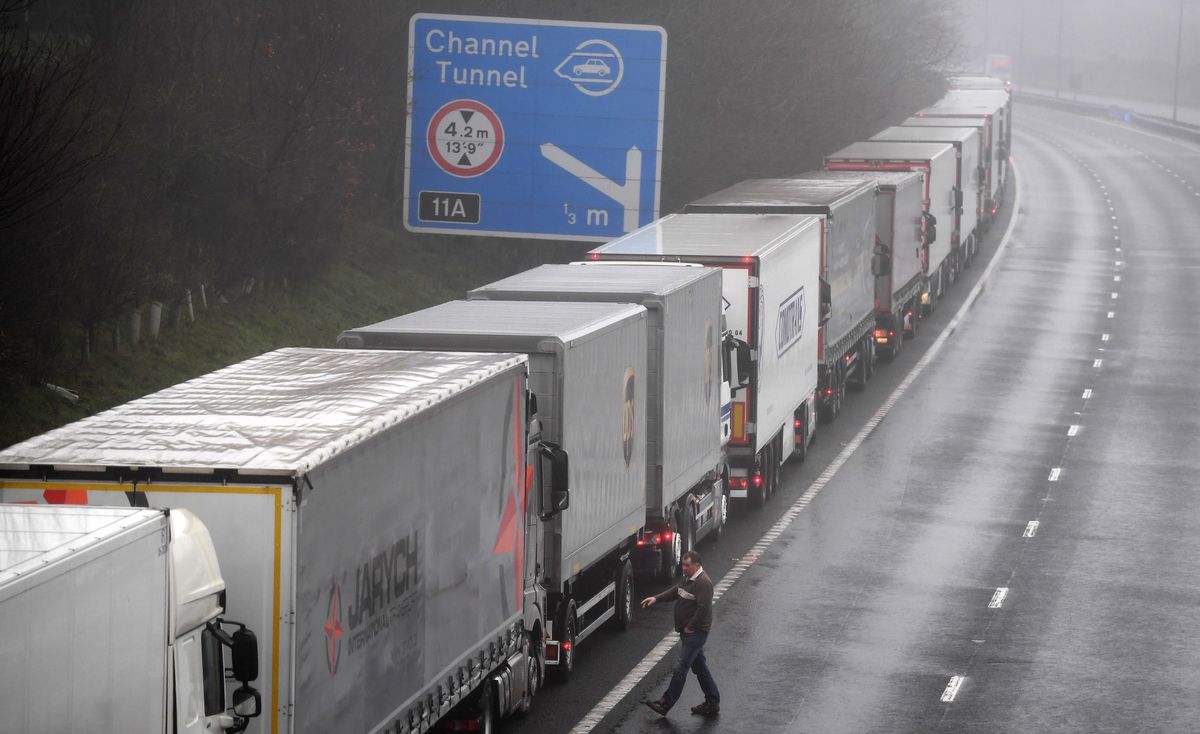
[589,252,600,260]
[794,419,802,428]
[741,256,753,264]
[562,642,572,651]
[752,474,763,487]
[662,530,673,541]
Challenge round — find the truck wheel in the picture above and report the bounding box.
[516,632,542,715]
[751,448,769,507]
[550,601,578,684]
[657,517,682,582]
[615,560,634,630]
[713,491,728,540]
[794,413,808,463]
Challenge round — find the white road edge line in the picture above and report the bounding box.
[566,161,1025,734]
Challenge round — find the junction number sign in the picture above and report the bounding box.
[405,14,667,241]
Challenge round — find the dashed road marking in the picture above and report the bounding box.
[1048,467,1062,481]
[1024,521,1040,538]
[941,675,966,703]
[989,587,1010,609]
[1068,424,1081,436]
[1083,388,1094,399]
[1093,359,1104,368]
[1107,312,1115,319]
[1101,333,1110,342]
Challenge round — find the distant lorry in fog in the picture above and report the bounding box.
[0,504,262,734]
[588,213,821,507]
[686,177,881,423]
[824,140,958,316]
[803,170,926,361]
[0,347,569,733]
[467,263,731,581]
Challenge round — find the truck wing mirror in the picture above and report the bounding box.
[540,442,570,517]
[819,277,832,325]
[872,253,891,276]
[232,685,262,719]
[230,626,259,683]
[735,341,752,386]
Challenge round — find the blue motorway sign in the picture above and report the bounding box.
[405,14,667,242]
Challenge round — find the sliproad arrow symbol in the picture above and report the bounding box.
[539,143,642,232]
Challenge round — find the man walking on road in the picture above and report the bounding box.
[641,550,720,717]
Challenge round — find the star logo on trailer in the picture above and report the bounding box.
[426,99,505,178]
[324,581,344,675]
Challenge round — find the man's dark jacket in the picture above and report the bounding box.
[653,569,714,632]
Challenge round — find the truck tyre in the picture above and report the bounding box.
[550,601,578,684]
[657,515,682,582]
[713,490,728,541]
[794,411,808,464]
[615,560,634,630]
[751,448,769,507]
[516,632,542,715]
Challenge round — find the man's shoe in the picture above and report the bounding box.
[691,701,720,717]
[643,699,669,716]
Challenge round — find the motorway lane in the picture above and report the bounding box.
[510,103,1200,734]
[506,157,1022,732]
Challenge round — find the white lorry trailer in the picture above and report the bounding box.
[912,89,1011,217]
[899,115,994,230]
[338,300,646,681]
[467,264,729,580]
[685,178,879,423]
[824,141,958,316]
[0,504,262,734]
[588,213,821,507]
[0,347,569,734]
[803,170,926,361]
[870,126,983,271]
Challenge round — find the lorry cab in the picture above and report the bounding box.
[0,505,261,734]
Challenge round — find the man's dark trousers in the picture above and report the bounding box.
[662,630,720,709]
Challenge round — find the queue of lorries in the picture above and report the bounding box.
[0,74,1012,734]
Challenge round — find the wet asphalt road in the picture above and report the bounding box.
[505,103,1200,733]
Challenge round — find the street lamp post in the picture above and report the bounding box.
[1173,0,1184,122]
[1056,0,1064,99]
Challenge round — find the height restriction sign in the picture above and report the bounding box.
[404,14,667,242]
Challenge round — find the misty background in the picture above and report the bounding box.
[0,0,1195,445]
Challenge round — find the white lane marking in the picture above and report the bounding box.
[1083,388,1094,399]
[1111,292,1119,299]
[1113,275,1121,282]
[1049,467,1062,481]
[1024,521,1040,538]
[1102,333,1111,342]
[1068,424,1081,436]
[989,587,1010,609]
[1094,359,1104,368]
[567,160,1026,734]
[1107,312,1115,319]
[1116,247,1122,252]
[1115,261,1122,266]
[941,675,966,703]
